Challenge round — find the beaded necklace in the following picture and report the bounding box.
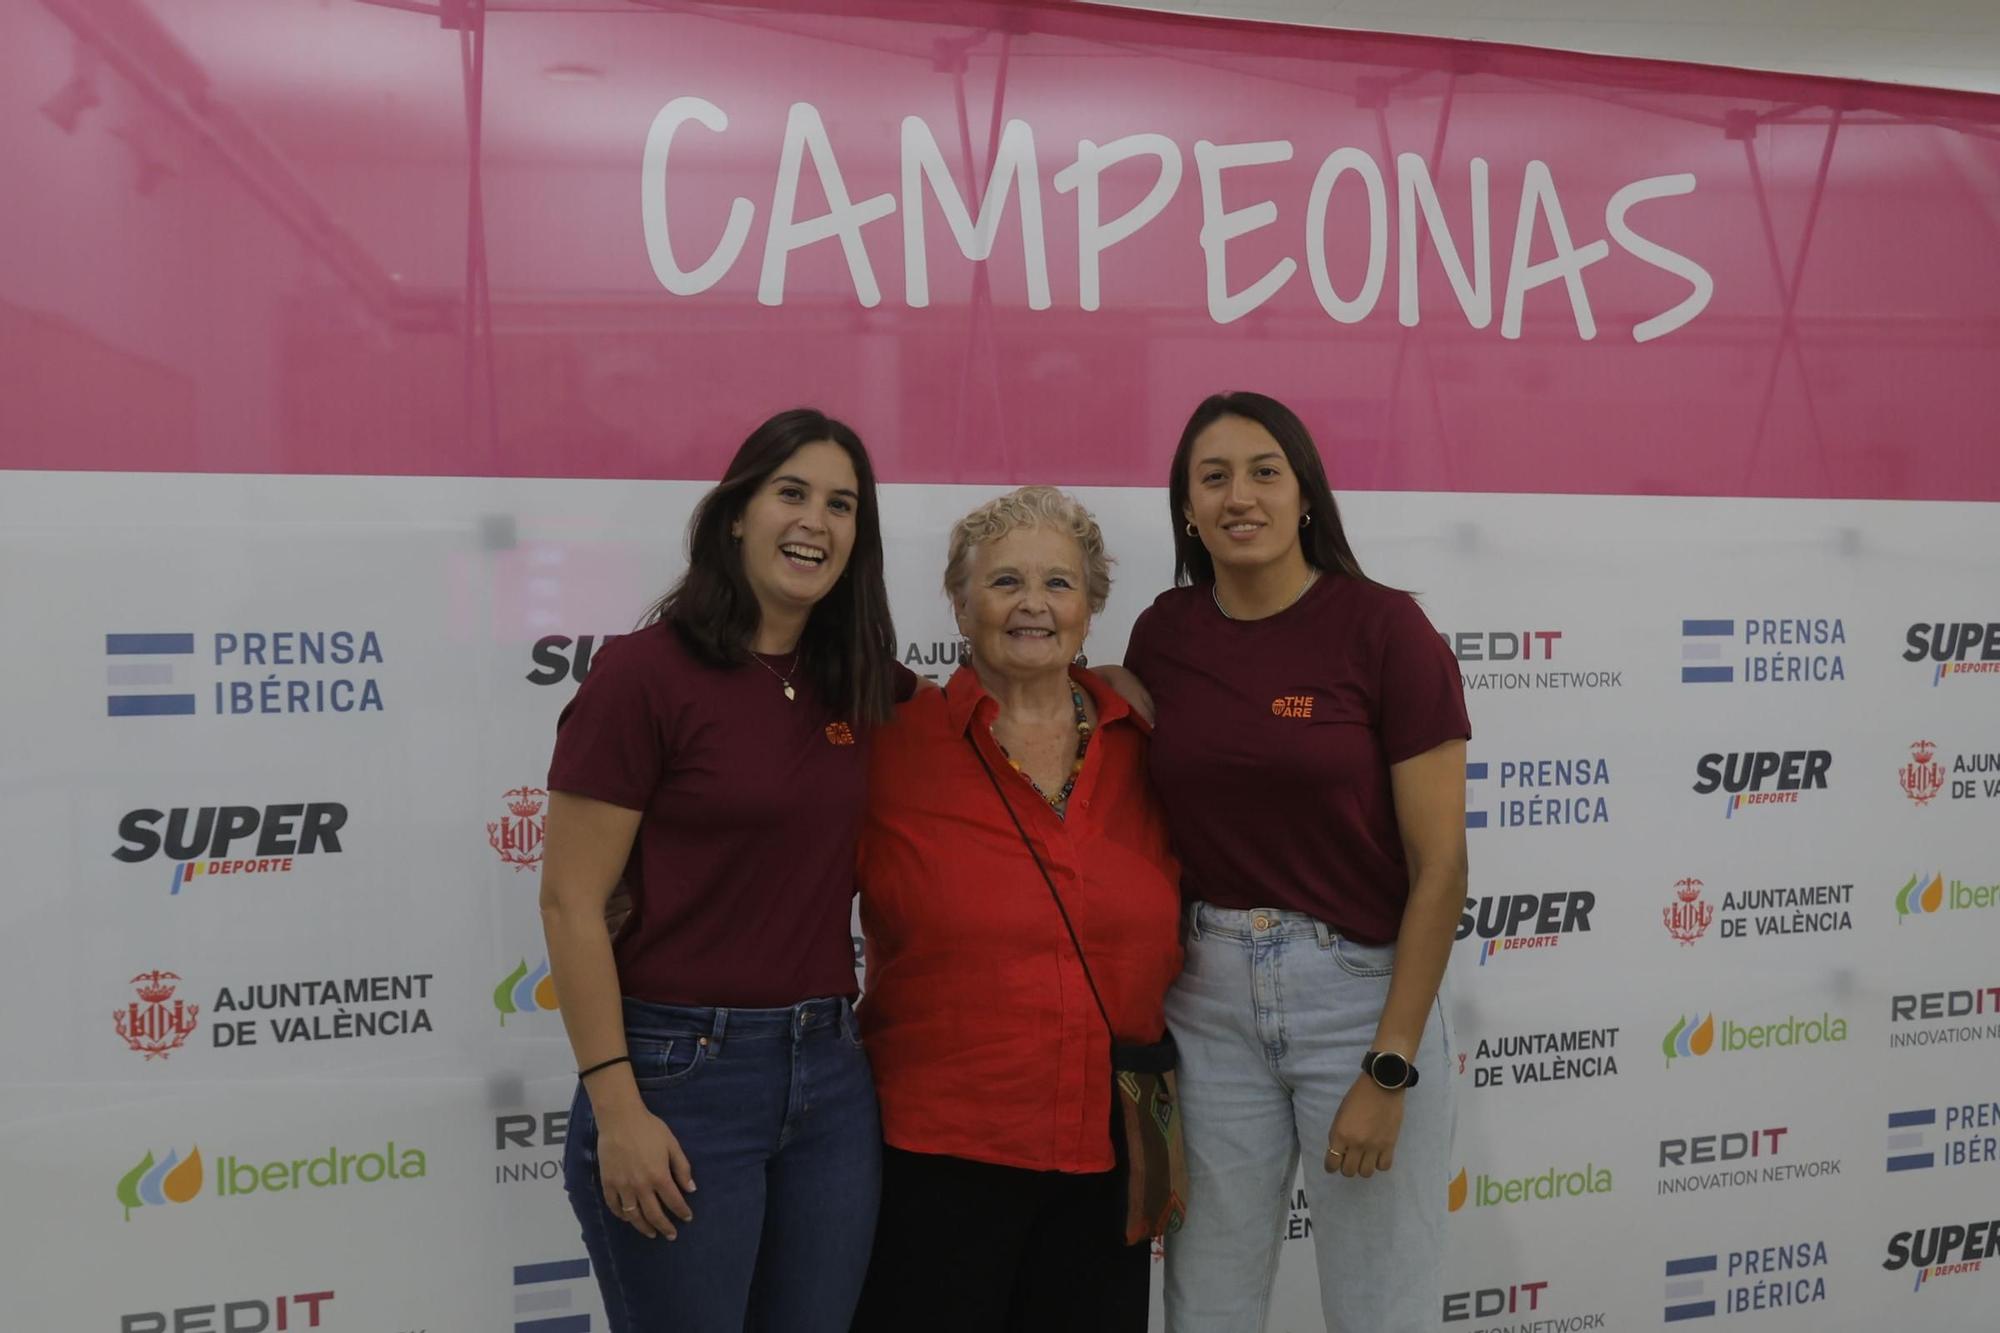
[995,681,1093,818]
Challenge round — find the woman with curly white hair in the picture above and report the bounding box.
[850,486,1184,1333]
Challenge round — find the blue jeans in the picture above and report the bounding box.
[563,996,882,1333]
[1163,905,1454,1333]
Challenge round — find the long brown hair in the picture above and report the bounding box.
[1168,392,1378,589]
[646,408,898,724]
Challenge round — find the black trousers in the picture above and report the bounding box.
[850,1141,1151,1333]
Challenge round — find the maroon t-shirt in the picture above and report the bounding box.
[1125,575,1469,945]
[547,621,890,1008]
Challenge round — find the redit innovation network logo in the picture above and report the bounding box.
[1443,1279,1603,1329]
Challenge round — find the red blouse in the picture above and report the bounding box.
[856,666,1183,1174]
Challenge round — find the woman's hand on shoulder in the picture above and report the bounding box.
[1094,664,1155,726]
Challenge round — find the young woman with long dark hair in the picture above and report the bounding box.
[1126,392,1470,1333]
[538,407,901,1333]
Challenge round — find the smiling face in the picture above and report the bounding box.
[955,524,1092,683]
[1182,413,1308,575]
[730,441,859,625]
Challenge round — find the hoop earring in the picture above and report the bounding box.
[957,638,971,663]
[1073,651,1088,667]
[1301,513,1313,527]
[1184,521,1197,537]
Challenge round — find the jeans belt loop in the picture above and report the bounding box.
[1313,919,1333,948]
[1187,901,1204,942]
[708,1006,729,1057]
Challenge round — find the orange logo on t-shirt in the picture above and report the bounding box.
[825,722,856,745]
[1271,695,1314,719]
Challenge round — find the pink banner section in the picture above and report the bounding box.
[4,0,1998,497]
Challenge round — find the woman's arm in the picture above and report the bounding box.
[1325,737,1468,1178]
[540,791,695,1239]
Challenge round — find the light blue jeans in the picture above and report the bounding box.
[1163,903,1454,1333]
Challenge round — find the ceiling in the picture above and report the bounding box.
[1096,0,2000,96]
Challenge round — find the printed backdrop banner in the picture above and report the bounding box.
[3,1,1999,1331]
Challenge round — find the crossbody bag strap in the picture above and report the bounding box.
[966,734,1117,1040]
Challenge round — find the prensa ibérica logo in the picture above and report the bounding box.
[104,630,385,717]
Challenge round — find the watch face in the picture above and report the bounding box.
[1370,1052,1411,1088]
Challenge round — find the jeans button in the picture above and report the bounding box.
[1253,913,1272,930]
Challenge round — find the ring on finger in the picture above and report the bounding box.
[621,1201,638,1213]
[1325,1148,1344,1159]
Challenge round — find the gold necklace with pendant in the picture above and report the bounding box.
[751,650,799,701]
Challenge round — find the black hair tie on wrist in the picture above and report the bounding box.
[578,1055,632,1081]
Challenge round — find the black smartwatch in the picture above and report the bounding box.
[1363,1050,1418,1090]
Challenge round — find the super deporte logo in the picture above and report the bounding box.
[1456,892,1593,966]
[1906,620,2000,685]
[526,633,622,686]
[1885,1218,2000,1293]
[1692,749,1831,817]
[114,803,347,894]
[104,630,385,717]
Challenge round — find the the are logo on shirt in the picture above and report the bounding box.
[824,722,856,746]
[1271,694,1315,719]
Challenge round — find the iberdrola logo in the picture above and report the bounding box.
[494,958,558,1026]
[1897,873,1945,922]
[1664,1009,1845,1068]
[1662,1013,1716,1066]
[1447,1162,1611,1211]
[117,1147,203,1220]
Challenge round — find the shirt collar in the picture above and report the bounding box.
[944,663,1135,737]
